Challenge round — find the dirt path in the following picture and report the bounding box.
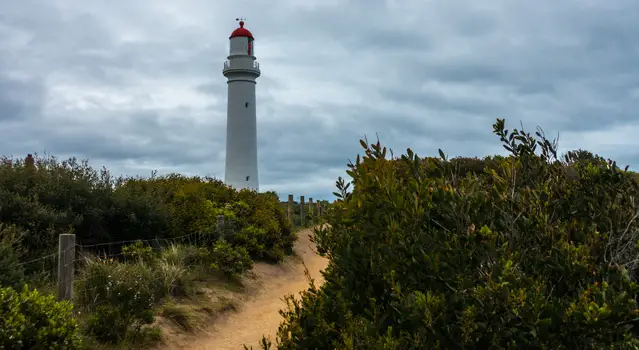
[164,228,328,350]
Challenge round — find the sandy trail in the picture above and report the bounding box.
[166,228,328,350]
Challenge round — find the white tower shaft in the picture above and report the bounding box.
[223,22,260,191]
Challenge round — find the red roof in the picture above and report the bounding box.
[230,21,254,39]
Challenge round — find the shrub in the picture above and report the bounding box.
[210,240,253,278]
[235,190,296,262]
[78,242,210,343]
[159,243,210,268]
[107,178,172,242]
[269,119,639,349]
[174,244,211,266]
[0,154,294,271]
[168,182,220,239]
[0,224,26,289]
[122,240,156,264]
[0,285,82,349]
[156,244,194,296]
[76,257,159,343]
[231,225,267,258]
[0,152,298,347]
[0,155,116,253]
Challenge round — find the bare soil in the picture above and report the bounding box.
[157,228,328,350]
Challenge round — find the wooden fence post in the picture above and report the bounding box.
[308,198,314,225]
[300,195,305,227]
[57,234,75,301]
[217,215,225,239]
[316,201,321,217]
[288,194,294,226]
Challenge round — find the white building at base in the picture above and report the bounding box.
[223,20,261,191]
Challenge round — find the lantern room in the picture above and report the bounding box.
[229,21,255,56]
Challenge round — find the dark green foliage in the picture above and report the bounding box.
[235,189,296,261]
[211,239,254,278]
[0,153,296,346]
[0,156,115,261]
[122,240,156,264]
[0,285,82,349]
[0,224,26,289]
[77,257,159,343]
[77,241,214,345]
[0,155,294,268]
[565,148,607,165]
[269,119,639,349]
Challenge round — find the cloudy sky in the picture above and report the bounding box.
[1,0,638,200]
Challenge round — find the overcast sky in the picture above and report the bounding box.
[1,0,638,200]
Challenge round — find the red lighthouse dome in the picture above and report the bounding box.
[230,21,254,39]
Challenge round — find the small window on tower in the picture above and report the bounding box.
[245,102,249,108]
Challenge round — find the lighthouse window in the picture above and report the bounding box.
[245,102,249,108]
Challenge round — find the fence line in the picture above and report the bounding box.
[76,231,202,249]
[285,193,329,230]
[38,193,328,301]
[17,252,59,267]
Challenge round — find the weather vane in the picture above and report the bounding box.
[236,17,246,22]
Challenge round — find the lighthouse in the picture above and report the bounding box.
[223,19,260,191]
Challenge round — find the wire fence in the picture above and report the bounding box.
[19,221,226,303]
[13,193,329,303]
[15,232,205,270]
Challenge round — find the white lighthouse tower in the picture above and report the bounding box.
[223,19,260,191]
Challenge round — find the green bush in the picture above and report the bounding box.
[234,190,296,262]
[269,119,639,349]
[0,153,296,346]
[0,156,116,254]
[0,285,82,349]
[231,225,267,258]
[0,155,293,267]
[77,241,212,344]
[76,257,159,343]
[0,224,26,289]
[122,240,156,264]
[210,240,253,278]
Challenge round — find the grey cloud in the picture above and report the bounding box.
[1,0,639,200]
[0,74,44,122]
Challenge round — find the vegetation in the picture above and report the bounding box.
[265,119,639,349]
[0,285,82,349]
[0,154,300,348]
[13,114,636,348]
[210,239,254,277]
